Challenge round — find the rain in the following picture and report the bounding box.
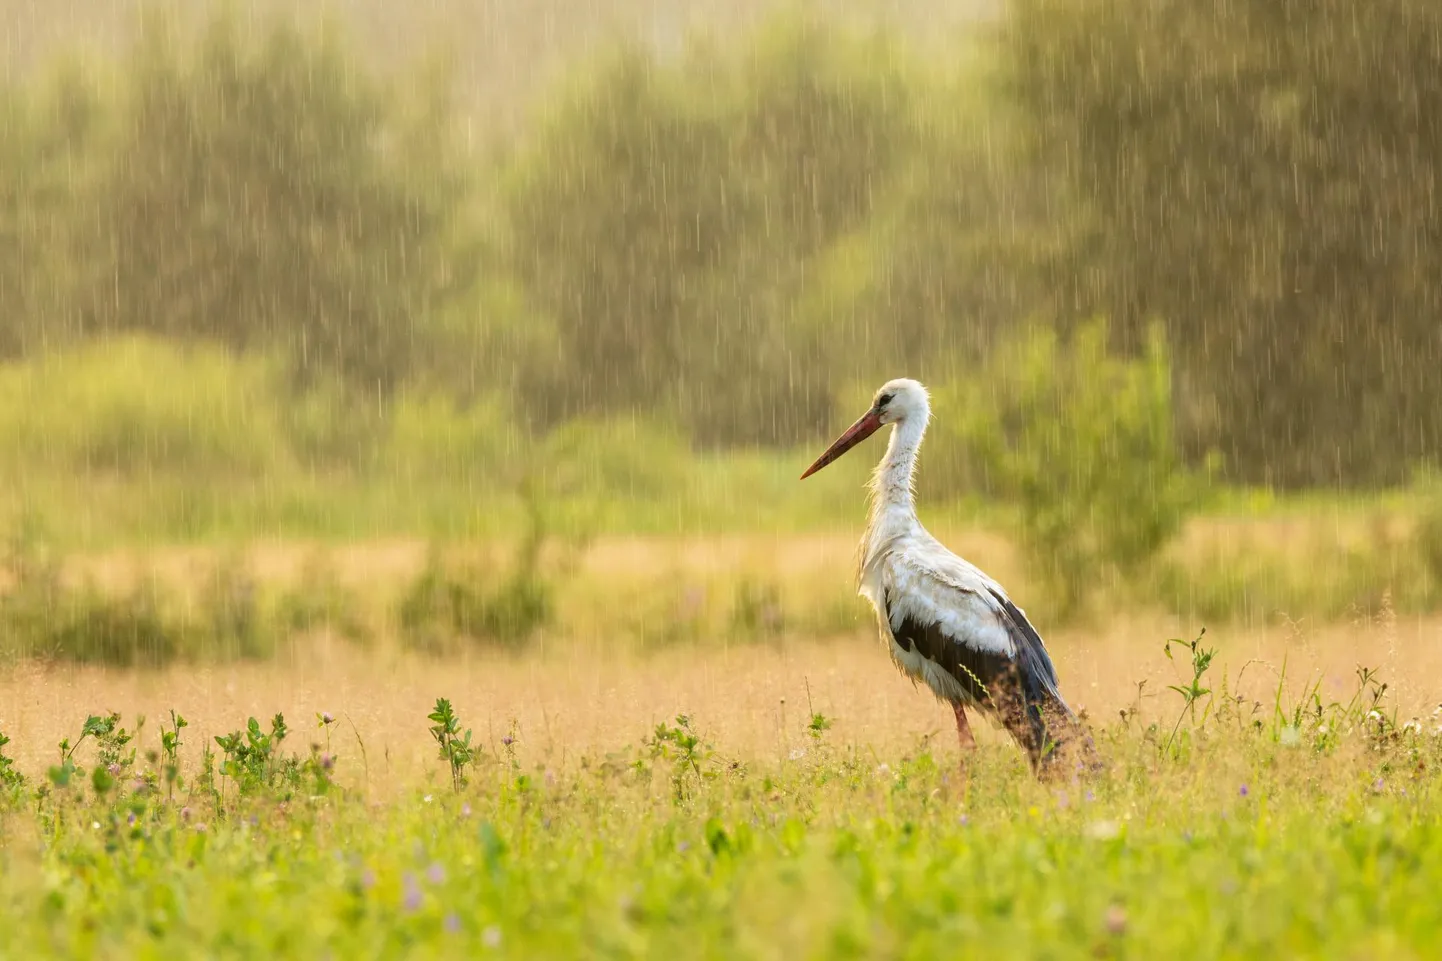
[0,0,1440,956]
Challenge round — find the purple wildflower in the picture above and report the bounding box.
[402,872,423,912]
[360,868,377,891]
[444,913,461,934]
[1239,784,1249,797]
[427,862,446,885]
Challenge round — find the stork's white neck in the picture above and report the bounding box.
[862,410,928,568]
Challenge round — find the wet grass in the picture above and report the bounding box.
[1,647,1440,960]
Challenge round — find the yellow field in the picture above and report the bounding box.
[6,531,1439,793]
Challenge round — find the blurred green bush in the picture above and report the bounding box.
[933,320,1204,619]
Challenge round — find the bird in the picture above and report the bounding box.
[800,378,1091,776]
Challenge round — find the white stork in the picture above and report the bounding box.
[801,378,1090,775]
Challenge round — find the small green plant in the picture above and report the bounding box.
[0,731,24,804]
[805,680,833,745]
[1162,628,1216,755]
[47,713,127,791]
[214,714,298,797]
[91,712,140,797]
[646,714,715,802]
[160,711,187,800]
[427,698,477,791]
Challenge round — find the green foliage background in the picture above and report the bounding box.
[4,2,1437,487]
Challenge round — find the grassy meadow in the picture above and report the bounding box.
[3,408,1442,956]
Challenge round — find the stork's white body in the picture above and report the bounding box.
[860,531,1025,708]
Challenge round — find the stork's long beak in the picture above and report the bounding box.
[799,408,884,479]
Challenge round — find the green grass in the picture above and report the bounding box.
[2,679,1441,959]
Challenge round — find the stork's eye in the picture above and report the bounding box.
[877,392,894,408]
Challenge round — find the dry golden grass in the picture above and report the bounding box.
[4,596,1438,793]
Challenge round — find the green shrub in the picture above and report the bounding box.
[1412,475,1442,594]
[380,392,521,485]
[934,319,1202,619]
[0,336,290,478]
[273,553,372,645]
[396,547,551,656]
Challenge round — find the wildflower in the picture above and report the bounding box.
[676,841,691,853]
[1239,784,1249,798]
[1374,778,1385,793]
[360,868,377,891]
[423,795,433,804]
[180,807,192,821]
[1105,905,1127,936]
[427,862,446,885]
[1367,710,1383,722]
[460,803,472,818]
[319,712,335,726]
[1402,719,1423,735]
[482,926,502,949]
[126,811,137,827]
[444,913,461,934]
[320,754,335,772]
[875,763,891,776]
[107,763,121,777]
[402,873,423,912]
[788,748,807,761]
[501,735,514,747]
[1085,790,1095,803]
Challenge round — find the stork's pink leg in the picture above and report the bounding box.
[953,701,976,752]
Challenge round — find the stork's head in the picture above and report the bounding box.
[800,378,929,479]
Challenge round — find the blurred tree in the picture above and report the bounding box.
[502,15,914,445]
[0,61,101,358]
[74,10,474,395]
[1003,0,1442,487]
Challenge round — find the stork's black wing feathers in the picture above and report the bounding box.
[885,593,1019,706]
[883,584,1077,767]
[984,587,1070,714]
